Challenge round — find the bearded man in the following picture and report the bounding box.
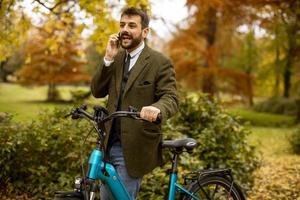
[91,7,178,199]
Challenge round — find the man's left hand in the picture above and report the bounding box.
[140,106,160,122]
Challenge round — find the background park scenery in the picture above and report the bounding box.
[0,0,300,199]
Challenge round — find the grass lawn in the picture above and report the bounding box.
[248,126,297,158]
[227,107,296,127]
[0,83,100,122]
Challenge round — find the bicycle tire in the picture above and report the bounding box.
[182,175,245,200]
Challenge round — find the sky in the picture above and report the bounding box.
[144,0,189,38]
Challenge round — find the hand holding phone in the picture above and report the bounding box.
[105,33,120,61]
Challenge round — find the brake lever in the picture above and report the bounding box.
[128,106,138,113]
[64,113,72,118]
[130,112,142,120]
[64,109,76,118]
[128,106,140,120]
[71,113,81,119]
[80,104,87,110]
[65,108,81,120]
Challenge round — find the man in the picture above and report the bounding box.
[91,7,178,199]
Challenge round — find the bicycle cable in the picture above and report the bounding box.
[80,119,98,192]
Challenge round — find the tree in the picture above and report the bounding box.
[281,1,300,98]
[32,0,150,52]
[18,14,90,101]
[0,48,24,82]
[253,0,300,98]
[168,0,254,104]
[167,0,300,103]
[0,0,31,81]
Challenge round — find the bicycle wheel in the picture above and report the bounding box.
[183,175,245,200]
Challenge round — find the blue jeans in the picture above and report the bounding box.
[100,142,142,200]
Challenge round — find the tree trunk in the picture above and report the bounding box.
[47,83,60,102]
[274,19,281,97]
[245,30,256,107]
[296,99,300,123]
[246,74,254,106]
[0,60,8,82]
[283,28,295,98]
[283,60,291,98]
[283,1,298,98]
[202,7,217,99]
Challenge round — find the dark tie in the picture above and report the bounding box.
[123,53,131,76]
[117,53,131,110]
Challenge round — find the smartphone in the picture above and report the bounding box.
[117,32,121,48]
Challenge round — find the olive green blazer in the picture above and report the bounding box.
[91,45,179,177]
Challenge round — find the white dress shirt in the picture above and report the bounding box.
[103,41,145,72]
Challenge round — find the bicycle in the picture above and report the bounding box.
[54,105,245,200]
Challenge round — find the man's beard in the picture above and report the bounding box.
[121,33,142,50]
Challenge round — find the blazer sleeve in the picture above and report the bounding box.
[151,59,179,123]
[91,59,114,98]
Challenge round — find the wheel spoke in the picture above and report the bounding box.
[185,176,244,200]
[211,184,219,199]
[200,186,213,200]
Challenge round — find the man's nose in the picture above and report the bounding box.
[121,24,130,32]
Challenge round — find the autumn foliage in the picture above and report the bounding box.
[18,15,90,101]
[168,0,299,104]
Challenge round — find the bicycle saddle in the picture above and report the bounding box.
[161,138,197,151]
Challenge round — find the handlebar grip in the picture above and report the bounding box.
[153,113,162,124]
[71,114,80,119]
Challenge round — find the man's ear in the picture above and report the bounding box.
[142,27,150,39]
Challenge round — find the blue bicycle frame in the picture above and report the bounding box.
[67,106,200,200]
[168,172,200,200]
[87,149,131,200]
[87,148,200,200]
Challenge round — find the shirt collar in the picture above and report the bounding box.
[126,41,145,58]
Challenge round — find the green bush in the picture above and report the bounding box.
[253,97,298,116]
[290,126,300,154]
[0,108,93,198]
[70,88,91,102]
[138,93,260,199]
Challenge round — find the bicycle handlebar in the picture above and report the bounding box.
[66,105,161,124]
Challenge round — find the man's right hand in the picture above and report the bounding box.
[104,33,120,61]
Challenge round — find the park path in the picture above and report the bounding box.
[248,155,300,199]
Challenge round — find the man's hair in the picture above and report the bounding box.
[121,7,149,29]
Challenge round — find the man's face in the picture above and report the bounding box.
[119,15,149,51]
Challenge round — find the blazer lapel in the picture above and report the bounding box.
[123,46,150,97]
[115,50,126,99]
